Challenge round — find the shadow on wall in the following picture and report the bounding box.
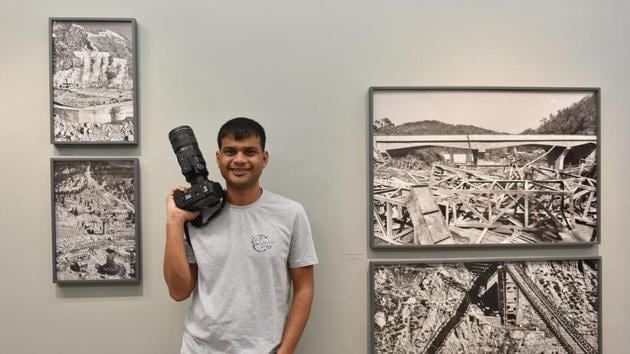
[55,283,143,298]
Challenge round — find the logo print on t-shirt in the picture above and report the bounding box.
[251,234,272,252]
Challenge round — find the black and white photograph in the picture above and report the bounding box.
[370,259,601,354]
[370,87,599,248]
[51,158,140,283]
[50,18,137,144]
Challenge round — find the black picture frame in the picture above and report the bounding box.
[369,87,600,248]
[51,158,141,284]
[369,257,602,354]
[49,18,138,145]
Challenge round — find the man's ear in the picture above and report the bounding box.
[263,151,269,168]
[216,151,220,165]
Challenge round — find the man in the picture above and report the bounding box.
[164,117,318,354]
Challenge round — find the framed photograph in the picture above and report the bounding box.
[369,87,599,248]
[50,18,138,144]
[51,158,140,283]
[370,258,601,354]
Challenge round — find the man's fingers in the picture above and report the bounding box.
[167,186,188,198]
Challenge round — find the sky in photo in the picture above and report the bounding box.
[373,90,593,134]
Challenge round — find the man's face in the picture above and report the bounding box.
[216,134,268,190]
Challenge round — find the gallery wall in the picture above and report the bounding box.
[1,0,629,353]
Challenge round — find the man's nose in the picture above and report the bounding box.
[233,152,247,164]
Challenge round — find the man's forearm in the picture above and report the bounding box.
[277,286,314,354]
[163,220,195,301]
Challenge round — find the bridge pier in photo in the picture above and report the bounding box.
[476,265,521,326]
[554,147,572,170]
[498,266,520,326]
[466,149,479,166]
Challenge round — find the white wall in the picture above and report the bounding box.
[1,1,628,353]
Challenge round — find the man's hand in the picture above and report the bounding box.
[164,186,200,302]
[166,187,201,225]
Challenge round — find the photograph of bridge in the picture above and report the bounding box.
[370,258,600,354]
[370,87,599,247]
[52,158,139,283]
[50,18,137,144]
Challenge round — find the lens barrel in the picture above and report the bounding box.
[169,126,198,153]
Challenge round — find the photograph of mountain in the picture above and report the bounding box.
[51,158,139,283]
[50,19,137,144]
[370,259,600,354]
[370,88,599,248]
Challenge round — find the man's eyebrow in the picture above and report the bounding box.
[222,145,259,150]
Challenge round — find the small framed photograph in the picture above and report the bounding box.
[50,18,138,144]
[51,158,140,283]
[369,87,599,248]
[370,258,601,354]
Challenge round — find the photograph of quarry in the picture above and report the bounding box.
[52,159,139,283]
[370,88,598,248]
[370,259,600,354]
[50,19,136,144]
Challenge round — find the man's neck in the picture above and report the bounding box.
[226,185,263,206]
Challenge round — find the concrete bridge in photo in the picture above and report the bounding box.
[374,134,597,169]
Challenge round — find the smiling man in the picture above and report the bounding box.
[164,117,318,354]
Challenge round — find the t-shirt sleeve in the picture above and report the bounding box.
[288,205,318,268]
[183,223,196,264]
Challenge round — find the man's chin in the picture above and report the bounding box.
[226,180,256,190]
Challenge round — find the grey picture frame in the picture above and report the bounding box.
[51,158,141,284]
[369,257,602,354]
[368,86,601,249]
[49,17,139,145]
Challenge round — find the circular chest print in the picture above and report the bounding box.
[251,234,273,252]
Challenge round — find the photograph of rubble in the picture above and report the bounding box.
[370,258,601,354]
[370,87,599,248]
[51,158,140,283]
[50,18,137,144]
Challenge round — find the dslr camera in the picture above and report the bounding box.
[169,126,225,215]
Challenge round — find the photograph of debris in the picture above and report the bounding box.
[50,18,137,144]
[370,259,600,354]
[370,87,599,248]
[51,158,140,283]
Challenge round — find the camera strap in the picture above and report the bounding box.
[185,195,228,246]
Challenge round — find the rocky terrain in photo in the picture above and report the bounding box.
[54,161,136,281]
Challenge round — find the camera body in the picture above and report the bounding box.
[173,179,224,211]
[169,125,225,212]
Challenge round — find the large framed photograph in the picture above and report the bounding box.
[370,258,601,354]
[369,87,599,248]
[51,158,140,283]
[50,18,138,144]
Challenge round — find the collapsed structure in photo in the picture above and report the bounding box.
[371,260,599,354]
[372,93,597,246]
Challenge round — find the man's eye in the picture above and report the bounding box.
[245,150,257,156]
[224,150,236,155]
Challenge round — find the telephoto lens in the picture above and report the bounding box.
[169,126,209,183]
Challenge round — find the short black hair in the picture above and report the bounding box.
[217,117,266,150]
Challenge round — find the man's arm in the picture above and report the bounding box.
[163,188,200,302]
[277,265,315,354]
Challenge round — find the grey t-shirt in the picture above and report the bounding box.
[181,190,318,354]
